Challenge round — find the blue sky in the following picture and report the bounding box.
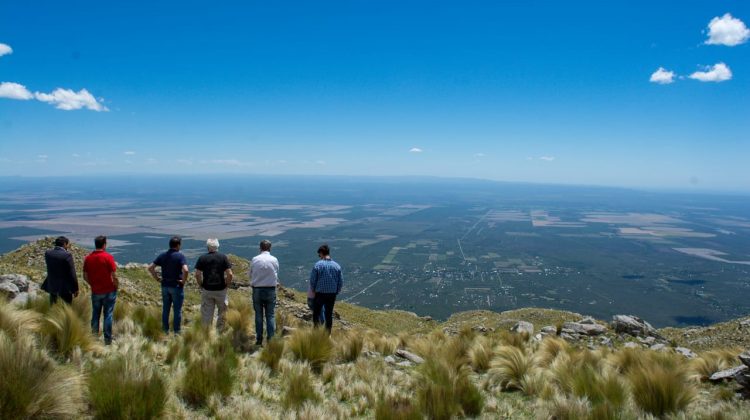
[1,1,748,191]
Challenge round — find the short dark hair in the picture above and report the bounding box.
[317,244,330,256]
[94,235,107,250]
[260,240,272,251]
[169,236,182,249]
[54,236,69,247]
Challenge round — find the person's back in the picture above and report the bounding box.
[195,238,233,330]
[43,236,79,304]
[310,244,342,333]
[148,236,189,334]
[83,235,118,345]
[250,240,279,346]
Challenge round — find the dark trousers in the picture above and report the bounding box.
[313,293,337,332]
[49,292,73,305]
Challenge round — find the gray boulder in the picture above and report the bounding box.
[738,351,750,368]
[562,320,607,336]
[395,349,425,365]
[675,347,698,359]
[0,281,20,299]
[709,365,748,382]
[611,315,660,338]
[540,325,557,336]
[511,321,534,335]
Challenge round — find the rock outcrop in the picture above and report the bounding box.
[612,314,662,338]
[0,273,39,305]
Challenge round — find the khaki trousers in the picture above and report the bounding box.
[201,288,228,330]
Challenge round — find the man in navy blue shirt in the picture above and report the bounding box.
[310,244,343,333]
[148,236,189,334]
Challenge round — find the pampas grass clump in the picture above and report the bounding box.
[0,300,41,338]
[0,331,84,418]
[288,327,333,373]
[339,332,364,363]
[41,303,97,358]
[282,364,319,409]
[88,351,167,419]
[629,353,696,417]
[131,306,163,341]
[259,336,285,372]
[489,345,534,392]
[375,393,421,420]
[179,336,239,407]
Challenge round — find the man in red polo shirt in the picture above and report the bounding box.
[83,235,118,345]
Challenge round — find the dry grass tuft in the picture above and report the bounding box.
[0,331,84,418]
[489,345,534,392]
[131,306,163,341]
[629,352,696,417]
[468,336,493,373]
[339,331,364,363]
[41,303,97,358]
[375,393,421,420]
[88,350,167,419]
[0,300,41,338]
[288,327,333,373]
[282,363,319,409]
[259,336,285,372]
[689,349,740,381]
[179,336,239,407]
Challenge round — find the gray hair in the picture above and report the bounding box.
[206,238,220,251]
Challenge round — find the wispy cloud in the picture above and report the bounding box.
[474,153,486,158]
[176,159,193,165]
[0,82,34,100]
[705,13,749,46]
[0,43,11,58]
[205,159,252,167]
[124,151,136,155]
[72,153,81,158]
[689,63,732,82]
[145,158,158,164]
[315,160,326,165]
[409,147,423,153]
[539,156,556,161]
[649,67,675,84]
[35,88,108,111]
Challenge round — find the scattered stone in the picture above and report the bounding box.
[738,351,750,367]
[0,281,20,299]
[384,355,397,364]
[540,325,557,335]
[534,333,543,342]
[562,320,606,336]
[650,343,667,352]
[560,332,577,341]
[422,316,433,322]
[611,314,660,338]
[511,321,534,335]
[396,361,413,368]
[473,325,490,333]
[709,365,749,382]
[395,349,425,365]
[600,337,613,347]
[623,342,639,349]
[675,347,698,359]
[638,336,656,345]
[281,326,297,336]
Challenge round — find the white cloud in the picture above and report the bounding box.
[539,156,556,161]
[0,82,34,100]
[34,88,108,111]
[409,147,423,153]
[474,153,486,158]
[207,159,252,167]
[37,154,48,159]
[526,156,534,161]
[315,160,326,165]
[649,67,675,84]
[706,13,750,46]
[689,62,732,82]
[124,151,136,155]
[72,153,81,158]
[0,43,11,57]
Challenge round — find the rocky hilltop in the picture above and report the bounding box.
[1,238,750,419]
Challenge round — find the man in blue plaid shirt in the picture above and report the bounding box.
[310,244,343,333]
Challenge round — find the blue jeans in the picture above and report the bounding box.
[92,291,117,344]
[252,288,276,344]
[161,286,184,334]
[307,297,325,324]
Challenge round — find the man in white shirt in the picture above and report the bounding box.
[250,239,279,346]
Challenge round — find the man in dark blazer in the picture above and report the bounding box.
[42,236,79,304]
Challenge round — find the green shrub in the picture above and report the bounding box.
[41,303,96,358]
[179,336,238,407]
[282,365,318,409]
[288,328,333,373]
[259,336,285,372]
[88,352,167,419]
[375,393,421,420]
[132,306,163,341]
[0,331,83,418]
[629,356,695,417]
